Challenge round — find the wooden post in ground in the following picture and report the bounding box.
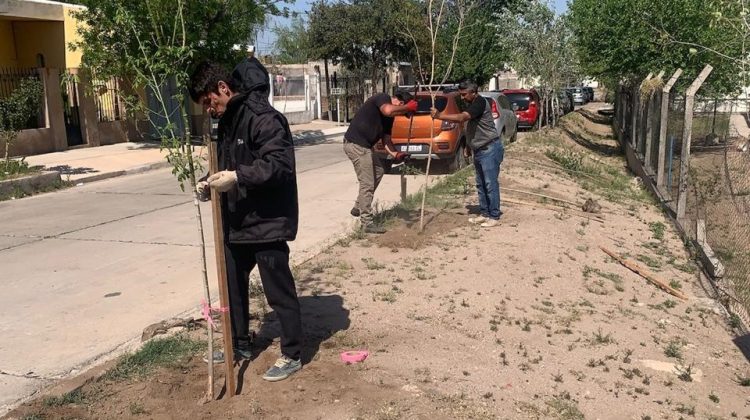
[634,73,653,154]
[644,70,664,170]
[676,64,713,222]
[209,141,236,397]
[657,69,682,191]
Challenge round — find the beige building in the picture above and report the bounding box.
[0,0,142,157]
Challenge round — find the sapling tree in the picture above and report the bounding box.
[404,0,475,232]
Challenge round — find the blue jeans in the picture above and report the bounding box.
[473,139,504,220]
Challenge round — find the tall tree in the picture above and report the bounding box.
[308,0,424,88]
[495,1,580,126]
[569,0,742,93]
[436,0,525,86]
[273,16,311,64]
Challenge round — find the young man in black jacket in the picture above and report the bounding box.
[189,58,303,382]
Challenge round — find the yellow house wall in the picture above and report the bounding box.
[0,21,18,67]
[12,21,66,68]
[63,6,82,68]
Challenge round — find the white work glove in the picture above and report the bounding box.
[195,181,210,202]
[207,170,238,193]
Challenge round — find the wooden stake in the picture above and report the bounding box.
[501,187,581,208]
[600,246,688,300]
[209,141,236,397]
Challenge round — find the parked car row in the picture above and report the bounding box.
[566,86,594,105]
[373,84,592,174]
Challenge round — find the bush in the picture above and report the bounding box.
[0,77,44,164]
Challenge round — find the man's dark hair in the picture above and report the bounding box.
[394,90,414,103]
[188,61,235,103]
[458,80,479,93]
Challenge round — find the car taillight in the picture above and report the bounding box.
[490,100,500,119]
[441,120,457,131]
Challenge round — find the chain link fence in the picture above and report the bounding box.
[615,70,750,329]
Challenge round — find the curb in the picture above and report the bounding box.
[72,161,172,185]
[0,171,62,196]
[48,130,346,187]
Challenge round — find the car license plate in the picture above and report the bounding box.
[401,145,421,152]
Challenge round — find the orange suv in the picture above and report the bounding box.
[375,91,468,173]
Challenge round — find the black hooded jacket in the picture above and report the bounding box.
[217,57,298,244]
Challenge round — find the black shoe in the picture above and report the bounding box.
[363,223,386,234]
[350,207,361,217]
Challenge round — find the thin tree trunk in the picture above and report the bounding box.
[179,105,214,400]
[419,114,435,232]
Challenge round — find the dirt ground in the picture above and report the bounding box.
[7,108,750,420]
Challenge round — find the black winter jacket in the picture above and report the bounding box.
[217,57,298,244]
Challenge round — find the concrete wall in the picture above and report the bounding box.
[98,121,129,146]
[62,6,82,68]
[3,128,56,156]
[0,1,84,68]
[11,21,66,68]
[0,21,17,67]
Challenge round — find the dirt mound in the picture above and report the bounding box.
[372,210,466,249]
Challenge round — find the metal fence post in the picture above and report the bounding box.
[657,69,682,190]
[315,74,322,120]
[676,64,714,221]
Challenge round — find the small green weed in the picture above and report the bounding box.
[103,335,204,381]
[43,388,85,407]
[649,222,665,240]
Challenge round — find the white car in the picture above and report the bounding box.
[480,91,519,143]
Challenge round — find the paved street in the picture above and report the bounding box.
[0,137,425,413]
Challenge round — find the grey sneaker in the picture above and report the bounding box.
[202,347,252,364]
[262,356,302,382]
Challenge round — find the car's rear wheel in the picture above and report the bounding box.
[445,142,467,173]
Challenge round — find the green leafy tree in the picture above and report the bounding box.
[435,0,525,86]
[495,1,580,126]
[0,78,43,173]
[273,16,311,64]
[308,0,424,86]
[569,0,742,93]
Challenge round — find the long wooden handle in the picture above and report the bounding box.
[209,141,236,397]
[600,246,688,300]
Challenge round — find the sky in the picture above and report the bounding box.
[255,0,570,56]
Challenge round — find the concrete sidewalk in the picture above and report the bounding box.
[22,120,347,184]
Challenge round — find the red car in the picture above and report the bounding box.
[502,88,541,130]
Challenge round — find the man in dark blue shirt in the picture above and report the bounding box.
[344,91,416,233]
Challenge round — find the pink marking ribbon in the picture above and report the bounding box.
[200,299,229,328]
[340,350,369,364]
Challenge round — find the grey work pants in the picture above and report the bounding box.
[343,140,385,224]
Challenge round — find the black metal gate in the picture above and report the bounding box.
[61,73,84,146]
